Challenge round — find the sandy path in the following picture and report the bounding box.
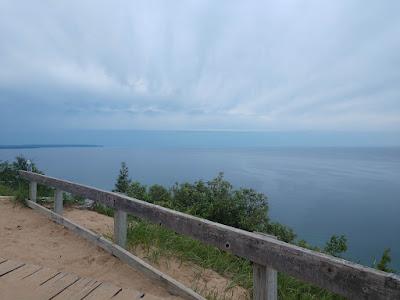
[65,208,249,300]
[0,198,180,299]
[0,197,248,299]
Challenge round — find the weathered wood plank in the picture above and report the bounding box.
[101,238,204,300]
[54,188,63,214]
[253,263,277,300]
[114,209,127,248]
[83,282,121,300]
[26,200,205,300]
[0,264,38,299]
[21,171,116,207]
[53,278,101,300]
[0,260,24,276]
[110,288,145,300]
[2,269,75,300]
[253,232,277,300]
[22,267,60,287]
[20,171,400,299]
[29,181,37,202]
[0,267,61,299]
[0,264,42,282]
[35,272,80,299]
[0,259,151,300]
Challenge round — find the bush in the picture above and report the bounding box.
[0,156,52,198]
[0,184,14,196]
[63,193,85,206]
[14,185,29,206]
[376,248,395,273]
[113,162,295,242]
[93,203,114,217]
[148,184,171,204]
[324,235,347,258]
[267,222,296,243]
[127,181,148,200]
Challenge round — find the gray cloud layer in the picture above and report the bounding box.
[0,0,399,131]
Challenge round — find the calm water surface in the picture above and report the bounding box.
[1,146,399,268]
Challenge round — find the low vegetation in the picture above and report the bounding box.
[0,156,53,204]
[111,161,396,299]
[0,157,396,299]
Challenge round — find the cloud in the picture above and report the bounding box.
[0,0,399,131]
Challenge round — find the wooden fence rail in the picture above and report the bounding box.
[19,171,400,300]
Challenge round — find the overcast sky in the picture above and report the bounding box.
[0,1,399,132]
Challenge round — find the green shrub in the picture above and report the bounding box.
[376,248,395,273]
[93,203,114,217]
[63,193,85,206]
[148,184,171,204]
[127,181,148,200]
[0,184,14,196]
[0,156,53,198]
[324,235,347,258]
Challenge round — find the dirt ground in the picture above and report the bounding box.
[65,209,249,300]
[0,197,179,299]
[0,197,249,299]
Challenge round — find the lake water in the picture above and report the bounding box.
[1,146,399,269]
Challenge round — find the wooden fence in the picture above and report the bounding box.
[19,171,400,300]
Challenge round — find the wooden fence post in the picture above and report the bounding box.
[114,209,127,248]
[54,189,63,214]
[29,181,37,202]
[253,233,278,300]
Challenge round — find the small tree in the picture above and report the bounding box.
[324,235,347,257]
[267,222,296,243]
[114,162,130,194]
[148,184,171,204]
[127,181,147,200]
[376,248,395,273]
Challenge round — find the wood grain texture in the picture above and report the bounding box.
[54,189,63,214]
[253,233,277,300]
[0,264,42,282]
[109,288,144,300]
[114,209,127,248]
[0,260,24,276]
[53,278,101,300]
[81,283,121,300]
[21,171,400,299]
[29,181,37,202]
[0,259,158,300]
[26,199,205,300]
[253,264,277,300]
[36,272,80,299]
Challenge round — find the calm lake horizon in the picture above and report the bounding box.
[1,143,399,269]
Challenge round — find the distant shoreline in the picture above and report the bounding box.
[0,144,103,149]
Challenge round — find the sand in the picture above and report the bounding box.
[64,209,249,300]
[0,197,249,299]
[0,198,179,299]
